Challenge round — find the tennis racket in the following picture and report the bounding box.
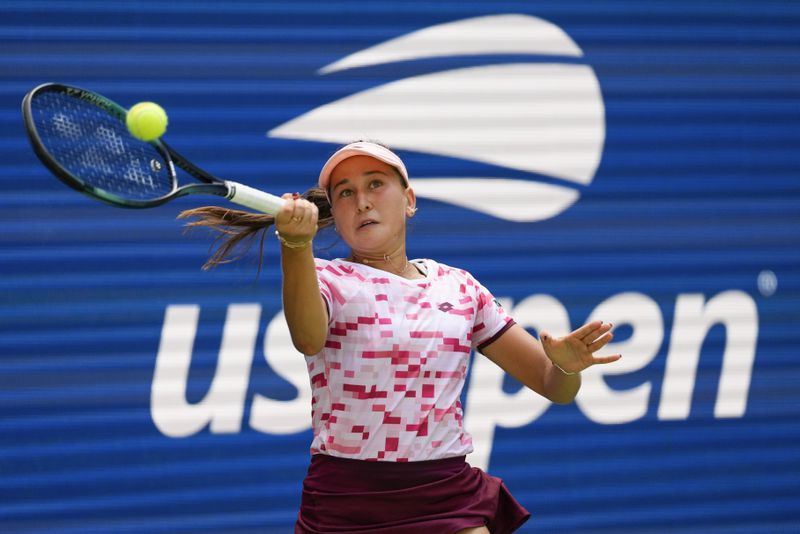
[22,82,285,214]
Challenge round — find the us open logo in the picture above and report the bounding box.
[152,14,758,473]
[268,14,605,222]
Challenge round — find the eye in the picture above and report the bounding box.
[369,179,383,189]
[339,188,353,198]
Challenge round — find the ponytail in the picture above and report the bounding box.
[178,186,333,271]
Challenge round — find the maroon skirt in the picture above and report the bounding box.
[295,454,530,534]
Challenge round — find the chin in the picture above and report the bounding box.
[353,231,392,250]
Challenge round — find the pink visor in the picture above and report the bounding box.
[318,142,410,192]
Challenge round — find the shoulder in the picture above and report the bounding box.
[313,258,346,281]
[426,259,478,284]
[313,257,349,274]
[314,258,371,287]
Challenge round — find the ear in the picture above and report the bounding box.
[404,187,417,218]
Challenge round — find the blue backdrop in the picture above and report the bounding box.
[1,1,798,533]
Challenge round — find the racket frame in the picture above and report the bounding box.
[22,82,284,214]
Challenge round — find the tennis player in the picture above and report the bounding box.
[182,142,621,533]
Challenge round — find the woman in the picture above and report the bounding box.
[181,141,621,533]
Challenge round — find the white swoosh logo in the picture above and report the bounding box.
[319,13,583,74]
[410,178,579,223]
[268,14,605,222]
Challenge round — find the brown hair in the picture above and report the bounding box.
[178,186,334,271]
[180,141,408,271]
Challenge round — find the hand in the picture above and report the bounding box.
[540,321,621,375]
[274,193,318,246]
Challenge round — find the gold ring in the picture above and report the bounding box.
[292,216,302,222]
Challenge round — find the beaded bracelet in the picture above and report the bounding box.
[275,231,312,250]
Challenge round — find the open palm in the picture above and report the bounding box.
[540,321,621,374]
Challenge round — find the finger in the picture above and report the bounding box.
[294,199,314,226]
[587,331,614,353]
[309,201,319,225]
[289,199,306,223]
[583,322,613,343]
[592,354,622,365]
[572,320,604,340]
[583,321,613,343]
[277,198,296,223]
[300,199,314,222]
[539,330,552,345]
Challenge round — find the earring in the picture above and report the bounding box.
[408,206,417,216]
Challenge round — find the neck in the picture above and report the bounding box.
[349,245,413,277]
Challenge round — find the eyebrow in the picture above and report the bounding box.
[331,178,349,192]
[331,170,390,191]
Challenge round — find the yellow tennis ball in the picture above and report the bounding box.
[126,102,168,141]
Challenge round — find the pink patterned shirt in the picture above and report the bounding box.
[308,258,514,462]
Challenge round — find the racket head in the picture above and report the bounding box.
[22,82,179,208]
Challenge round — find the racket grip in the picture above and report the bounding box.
[225,181,285,214]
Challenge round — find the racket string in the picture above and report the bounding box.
[32,90,174,201]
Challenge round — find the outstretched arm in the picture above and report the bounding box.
[275,195,328,355]
[480,321,620,404]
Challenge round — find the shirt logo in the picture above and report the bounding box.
[438,302,454,312]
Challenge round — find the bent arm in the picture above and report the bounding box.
[480,324,581,404]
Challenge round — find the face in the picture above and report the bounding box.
[328,155,416,256]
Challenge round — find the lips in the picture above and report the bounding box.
[357,219,378,229]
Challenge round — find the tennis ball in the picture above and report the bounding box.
[126,102,168,141]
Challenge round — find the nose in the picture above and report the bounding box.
[355,192,373,214]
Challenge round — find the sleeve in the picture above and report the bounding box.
[314,258,340,325]
[467,272,515,352]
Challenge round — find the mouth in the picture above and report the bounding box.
[357,219,378,229]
